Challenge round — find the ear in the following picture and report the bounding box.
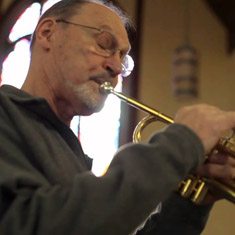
[35,18,57,50]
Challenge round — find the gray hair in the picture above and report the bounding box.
[30,0,134,51]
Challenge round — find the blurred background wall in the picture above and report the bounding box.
[117,0,234,234]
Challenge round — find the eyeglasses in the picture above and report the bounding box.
[56,19,134,77]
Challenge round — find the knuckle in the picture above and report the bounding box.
[202,164,214,177]
[222,165,235,179]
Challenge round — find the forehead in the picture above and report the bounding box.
[70,2,131,51]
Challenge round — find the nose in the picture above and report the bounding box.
[103,54,122,77]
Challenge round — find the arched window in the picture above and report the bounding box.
[0,0,125,176]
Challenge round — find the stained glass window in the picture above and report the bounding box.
[1,0,122,176]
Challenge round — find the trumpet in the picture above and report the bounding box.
[100,82,235,205]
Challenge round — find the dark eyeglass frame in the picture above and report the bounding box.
[56,19,103,34]
[56,19,134,77]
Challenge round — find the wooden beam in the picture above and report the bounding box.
[204,0,235,53]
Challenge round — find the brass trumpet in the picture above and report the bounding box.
[100,82,235,205]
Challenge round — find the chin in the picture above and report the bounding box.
[81,100,106,116]
[69,81,107,115]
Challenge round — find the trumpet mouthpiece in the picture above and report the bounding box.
[100,82,113,94]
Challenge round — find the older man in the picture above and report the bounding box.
[0,0,234,234]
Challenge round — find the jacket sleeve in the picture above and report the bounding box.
[136,192,213,235]
[0,122,206,235]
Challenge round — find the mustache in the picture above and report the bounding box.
[89,73,117,87]
[89,72,112,80]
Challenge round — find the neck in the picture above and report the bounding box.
[22,68,74,126]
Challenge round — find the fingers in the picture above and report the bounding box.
[174,104,235,154]
[197,154,235,180]
[197,164,235,180]
[227,112,235,127]
[207,153,235,167]
[216,112,235,136]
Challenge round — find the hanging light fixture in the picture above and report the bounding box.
[172,0,199,100]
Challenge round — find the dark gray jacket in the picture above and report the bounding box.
[0,85,211,235]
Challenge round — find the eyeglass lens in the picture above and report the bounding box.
[96,31,134,77]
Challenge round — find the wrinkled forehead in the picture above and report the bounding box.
[70,2,131,51]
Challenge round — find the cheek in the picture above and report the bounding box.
[63,39,103,72]
[54,45,88,81]
[52,38,103,85]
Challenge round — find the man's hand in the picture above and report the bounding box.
[174,104,235,154]
[174,104,235,203]
[193,153,235,204]
[198,153,235,180]
[196,152,235,204]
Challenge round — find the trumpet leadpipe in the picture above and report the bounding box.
[100,82,173,124]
